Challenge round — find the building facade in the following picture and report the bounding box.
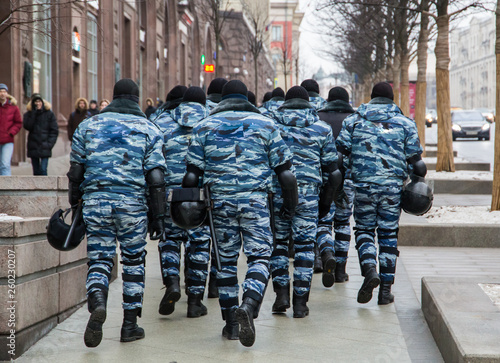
[450,15,495,110]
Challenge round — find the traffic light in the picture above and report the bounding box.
[201,54,205,65]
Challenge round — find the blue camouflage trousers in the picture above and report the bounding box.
[84,198,148,310]
[317,179,354,263]
[270,194,318,296]
[353,183,402,283]
[211,196,273,312]
[158,218,210,296]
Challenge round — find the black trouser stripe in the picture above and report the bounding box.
[293,280,310,288]
[294,259,314,268]
[189,261,207,270]
[122,273,144,283]
[360,253,376,261]
[379,265,396,274]
[88,283,108,292]
[186,279,204,287]
[356,238,373,249]
[122,260,144,266]
[123,294,142,303]
[243,290,262,302]
[272,268,289,278]
[216,276,238,287]
[221,260,238,267]
[158,245,180,253]
[247,255,270,263]
[335,233,351,242]
[87,267,111,279]
[334,251,348,258]
[220,297,239,308]
[246,272,268,284]
[272,249,289,257]
[379,246,400,256]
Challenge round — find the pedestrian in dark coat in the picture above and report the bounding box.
[67,97,91,142]
[23,93,59,175]
[88,100,100,116]
[144,98,157,119]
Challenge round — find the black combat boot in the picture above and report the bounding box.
[187,294,208,318]
[357,264,381,304]
[159,275,181,315]
[292,291,310,318]
[235,297,260,347]
[378,281,395,305]
[272,282,290,313]
[335,261,349,283]
[313,244,323,273]
[321,250,336,288]
[84,290,108,348]
[120,308,145,342]
[221,309,239,340]
[207,271,219,298]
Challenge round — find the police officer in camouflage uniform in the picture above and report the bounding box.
[149,85,187,123]
[260,87,285,117]
[301,79,327,110]
[258,91,272,113]
[336,82,426,305]
[268,86,341,318]
[68,79,167,347]
[183,80,298,347]
[205,77,228,112]
[156,86,211,318]
[316,87,355,286]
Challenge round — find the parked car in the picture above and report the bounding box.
[425,109,437,127]
[473,108,495,123]
[451,110,490,141]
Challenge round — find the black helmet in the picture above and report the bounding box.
[401,176,433,216]
[46,206,86,251]
[169,188,207,229]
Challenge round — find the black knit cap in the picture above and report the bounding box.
[271,87,285,99]
[221,80,248,100]
[285,86,309,101]
[371,82,394,100]
[247,91,256,106]
[166,85,188,101]
[207,78,228,95]
[328,87,349,103]
[183,86,206,105]
[262,91,272,103]
[300,79,320,94]
[113,78,140,103]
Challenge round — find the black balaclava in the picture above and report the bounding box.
[207,78,228,95]
[113,78,140,103]
[328,87,349,103]
[371,82,394,100]
[262,92,272,103]
[183,86,207,105]
[221,80,248,100]
[285,86,309,101]
[166,85,188,101]
[271,87,285,99]
[300,79,320,94]
[247,91,256,106]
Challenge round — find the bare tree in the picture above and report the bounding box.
[239,0,269,101]
[196,0,233,77]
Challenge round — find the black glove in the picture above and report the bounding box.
[149,216,165,241]
[279,205,295,220]
[334,187,349,209]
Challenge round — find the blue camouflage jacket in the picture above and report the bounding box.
[336,98,423,186]
[260,97,285,117]
[308,92,327,110]
[163,102,209,188]
[270,99,338,195]
[70,99,167,201]
[206,93,222,112]
[186,98,293,199]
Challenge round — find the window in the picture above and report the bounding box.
[32,0,52,101]
[87,13,98,100]
[272,26,282,41]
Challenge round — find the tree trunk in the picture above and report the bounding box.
[254,55,258,101]
[392,47,401,107]
[491,1,500,210]
[400,52,410,116]
[215,32,220,78]
[415,0,430,156]
[435,1,455,172]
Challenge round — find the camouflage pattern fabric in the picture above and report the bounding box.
[71,109,166,310]
[212,198,273,310]
[206,99,219,112]
[354,183,401,283]
[260,99,284,117]
[270,194,319,296]
[336,100,423,186]
[186,108,292,198]
[152,109,174,133]
[317,178,354,263]
[309,96,327,111]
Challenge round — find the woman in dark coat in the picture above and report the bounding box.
[23,93,59,175]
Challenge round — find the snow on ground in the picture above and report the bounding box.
[479,283,500,306]
[422,157,471,164]
[426,170,493,180]
[425,206,500,224]
[0,214,23,222]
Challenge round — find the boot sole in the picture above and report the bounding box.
[293,310,309,318]
[357,276,381,304]
[120,332,145,342]
[335,274,349,283]
[187,307,208,318]
[84,307,106,348]
[272,302,290,313]
[235,308,255,347]
[322,259,336,288]
[159,290,181,315]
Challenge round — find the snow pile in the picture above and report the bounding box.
[426,170,492,180]
[0,213,23,222]
[479,283,500,306]
[425,206,500,224]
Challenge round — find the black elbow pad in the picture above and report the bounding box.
[277,169,298,211]
[182,164,203,188]
[146,167,165,187]
[146,167,166,219]
[67,162,85,206]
